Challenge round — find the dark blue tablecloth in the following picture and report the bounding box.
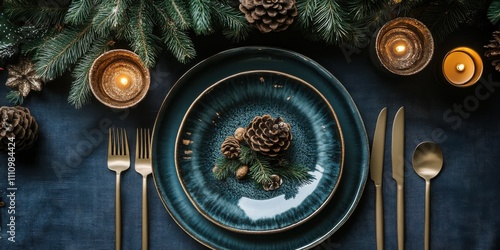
[0,23,499,250]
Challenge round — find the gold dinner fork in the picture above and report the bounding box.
[135,128,152,250]
[108,128,130,250]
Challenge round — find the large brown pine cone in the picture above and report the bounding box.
[239,0,298,33]
[243,114,292,157]
[221,136,241,159]
[0,106,39,151]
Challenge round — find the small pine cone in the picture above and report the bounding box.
[236,165,249,179]
[263,174,282,191]
[239,0,298,33]
[234,127,246,142]
[0,106,39,151]
[221,136,241,159]
[243,114,292,157]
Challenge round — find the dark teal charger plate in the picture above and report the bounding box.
[176,70,344,233]
[152,47,369,249]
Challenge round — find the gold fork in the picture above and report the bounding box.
[135,128,152,250]
[108,128,130,250]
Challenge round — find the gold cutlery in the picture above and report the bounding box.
[108,128,130,250]
[135,128,152,250]
[412,142,444,250]
[391,107,405,250]
[370,107,387,250]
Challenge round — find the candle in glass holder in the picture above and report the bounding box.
[373,17,434,76]
[89,49,150,109]
[442,47,482,87]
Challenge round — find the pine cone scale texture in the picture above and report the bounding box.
[239,0,297,33]
[243,114,292,157]
[0,106,39,152]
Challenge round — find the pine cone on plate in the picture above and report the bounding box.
[221,136,241,159]
[484,30,500,72]
[239,0,298,33]
[0,106,39,152]
[243,114,292,157]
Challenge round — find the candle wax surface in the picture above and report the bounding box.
[443,51,475,85]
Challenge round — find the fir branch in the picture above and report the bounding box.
[34,23,97,80]
[488,0,500,25]
[64,0,97,25]
[5,0,68,27]
[272,164,314,185]
[189,0,213,35]
[210,2,251,42]
[161,0,192,30]
[213,157,240,180]
[6,90,23,105]
[92,0,131,38]
[313,0,349,44]
[153,2,196,63]
[418,1,477,43]
[248,153,273,184]
[68,38,110,108]
[126,0,161,68]
[295,0,317,30]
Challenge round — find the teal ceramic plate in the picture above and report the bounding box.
[153,47,369,249]
[176,70,344,233]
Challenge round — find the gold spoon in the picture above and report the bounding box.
[412,141,444,250]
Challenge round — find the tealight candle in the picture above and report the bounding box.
[442,47,482,87]
[373,17,434,75]
[89,49,150,109]
[114,74,131,89]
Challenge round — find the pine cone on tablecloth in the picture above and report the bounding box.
[221,136,241,159]
[239,0,298,33]
[0,106,39,152]
[484,30,500,72]
[5,58,43,97]
[243,114,292,157]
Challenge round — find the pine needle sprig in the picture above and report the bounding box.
[34,23,97,81]
[488,0,500,25]
[5,0,68,27]
[312,0,349,44]
[295,0,316,29]
[210,3,251,42]
[126,0,162,68]
[64,0,97,26]
[189,0,213,35]
[68,38,110,108]
[272,164,314,186]
[248,153,273,185]
[6,91,24,105]
[153,2,196,63]
[161,0,192,30]
[213,157,240,180]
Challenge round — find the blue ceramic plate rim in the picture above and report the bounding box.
[152,46,369,249]
[175,70,345,234]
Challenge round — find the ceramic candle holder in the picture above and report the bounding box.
[441,47,483,87]
[374,17,434,76]
[89,49,150,109]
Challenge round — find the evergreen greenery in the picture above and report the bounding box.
[1,0,496,107]
[213,145,313,189]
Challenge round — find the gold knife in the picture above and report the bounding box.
[370,107,387,250]
[392,106,405,250]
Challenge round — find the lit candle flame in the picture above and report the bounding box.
[119,77,128,86]
[115,74,131,89]
[395,45,406,54]
[456,63,465,72]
